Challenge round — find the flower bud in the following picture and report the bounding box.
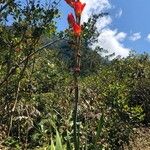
[68,13,75,26]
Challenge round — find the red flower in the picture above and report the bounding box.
[68,13,75,26]
[65,0,75,7]
[72,1,86,16]
[72,23,81,37]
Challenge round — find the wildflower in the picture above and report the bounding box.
[72,23,81,36]
[72,1,86,16]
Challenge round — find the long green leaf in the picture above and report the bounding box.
[56,130,63,150]
[50,138,55,150]
[94,112,104,150]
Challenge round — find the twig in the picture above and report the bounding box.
[0,1,12,13]
[8,81,21,136]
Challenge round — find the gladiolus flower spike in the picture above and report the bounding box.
[66,1,86,36]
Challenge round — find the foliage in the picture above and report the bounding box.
[0,1,150,150]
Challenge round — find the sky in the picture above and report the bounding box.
[57,0,150,57]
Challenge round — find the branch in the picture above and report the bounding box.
[8,81,20,136]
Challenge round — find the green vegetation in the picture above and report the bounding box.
[0,0,150,150]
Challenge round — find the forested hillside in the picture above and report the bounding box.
[0,0,150,150]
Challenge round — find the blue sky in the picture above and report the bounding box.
[57,0,150,56]
[110,0,150,54]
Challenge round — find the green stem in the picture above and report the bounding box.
[73,13,81,150]
[73,74,79,150]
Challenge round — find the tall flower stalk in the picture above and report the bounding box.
[65,0,86,149]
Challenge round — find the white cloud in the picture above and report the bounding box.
[115,32,127,42]
[80,0,130,58]
[129,32,141,41]
[147,34,150,42]
[81,0,111,23]
[96,16,112,30]
[95,29,130,58]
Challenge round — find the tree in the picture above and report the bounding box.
[0,0,60,144]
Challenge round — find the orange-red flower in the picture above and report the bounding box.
[72,23,81,37]
[72,1,86,16]
[65,0,75,7]
[68,13,75,26]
